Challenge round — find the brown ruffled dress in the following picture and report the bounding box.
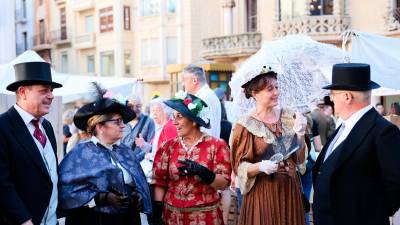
[231,109,306,225]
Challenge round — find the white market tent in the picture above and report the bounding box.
[0,51,140,159]
[347,30,400,96]
[0,50,138,104]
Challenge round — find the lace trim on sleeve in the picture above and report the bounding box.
[237,161,257,195]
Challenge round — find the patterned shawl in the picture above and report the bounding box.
[58,141,151,214]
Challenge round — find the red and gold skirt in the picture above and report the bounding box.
[163,203,224,225]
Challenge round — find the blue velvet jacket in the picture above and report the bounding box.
[58,141,151,214]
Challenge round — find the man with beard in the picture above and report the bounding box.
[0,62,62,225]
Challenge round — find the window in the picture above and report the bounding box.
[166,37,177,64]
[167,0,176,13]
[124,52,131,75]
[123,6,131,30]
[141,0,159,16]
[279,0,333,19]
[309,0,333,16]
[208,71,232,99]
[87,55,95,74]
[22,0,27,18]
[246,0,257,32]
[99,7,113,33]
[141,38,159,66]
[85,15,94,33]
[39,19,45,44]
[22,32,27,51]
[279,0,305,20]
[60,7,67,40]
[100,51,114,76]
[61,52,68,73]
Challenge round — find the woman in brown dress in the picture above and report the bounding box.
[231,69,308,225]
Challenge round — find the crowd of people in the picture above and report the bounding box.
[0,60,400,225]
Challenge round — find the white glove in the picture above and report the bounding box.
[259,160,278,175]
[293,112,307,136]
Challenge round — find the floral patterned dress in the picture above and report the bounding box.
[152,134,231,225]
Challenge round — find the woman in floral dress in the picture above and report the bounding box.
[151,92,231,225]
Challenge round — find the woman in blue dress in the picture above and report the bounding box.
[58,84,151,225]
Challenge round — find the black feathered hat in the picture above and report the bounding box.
[73,83,136,131]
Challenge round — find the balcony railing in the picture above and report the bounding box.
[51,28,71,45]
[74,33,96,49]
[72,0,94,11]
[32,32,52,50]
[202,32,262,60]
[273,15,351,41]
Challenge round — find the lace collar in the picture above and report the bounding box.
[236,108,296,144]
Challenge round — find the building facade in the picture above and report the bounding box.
[31,0,53,62]
[0,0,16,64]
[46,0,223,102]
[15,0,35,56]
[202,0,400,64]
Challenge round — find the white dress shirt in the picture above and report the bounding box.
[328,105,373,154]
[90,136,133,184]
[195,85,222,138]
[14,104,58,225]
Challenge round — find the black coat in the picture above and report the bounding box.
[313,108,400,225]
[0,107,58,225]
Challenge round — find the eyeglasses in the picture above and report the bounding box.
[103,118,124,126]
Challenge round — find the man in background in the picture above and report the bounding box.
[182,64,221,138]
[375,102,386,116]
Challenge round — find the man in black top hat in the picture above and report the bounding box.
[312,63,400,225]
[0,62,62,225]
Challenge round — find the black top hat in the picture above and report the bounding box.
[322,63,380,91]
[164,93,210,128]
[74,98,136,131]
[6,62,63,91]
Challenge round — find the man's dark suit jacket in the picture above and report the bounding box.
[0,106,58,225]
[312,108,400,225]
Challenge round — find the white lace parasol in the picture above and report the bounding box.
[229,35,344,119]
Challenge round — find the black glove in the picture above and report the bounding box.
[95,192,131,209]
[177,159,216,184]
[130,191,143,212]
[152,201,164,225]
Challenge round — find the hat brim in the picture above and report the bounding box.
[74,100,136,131]
[322,81,380,91]
[164,100,210,128]
[6,80,63,91]
[241,71,277,88]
